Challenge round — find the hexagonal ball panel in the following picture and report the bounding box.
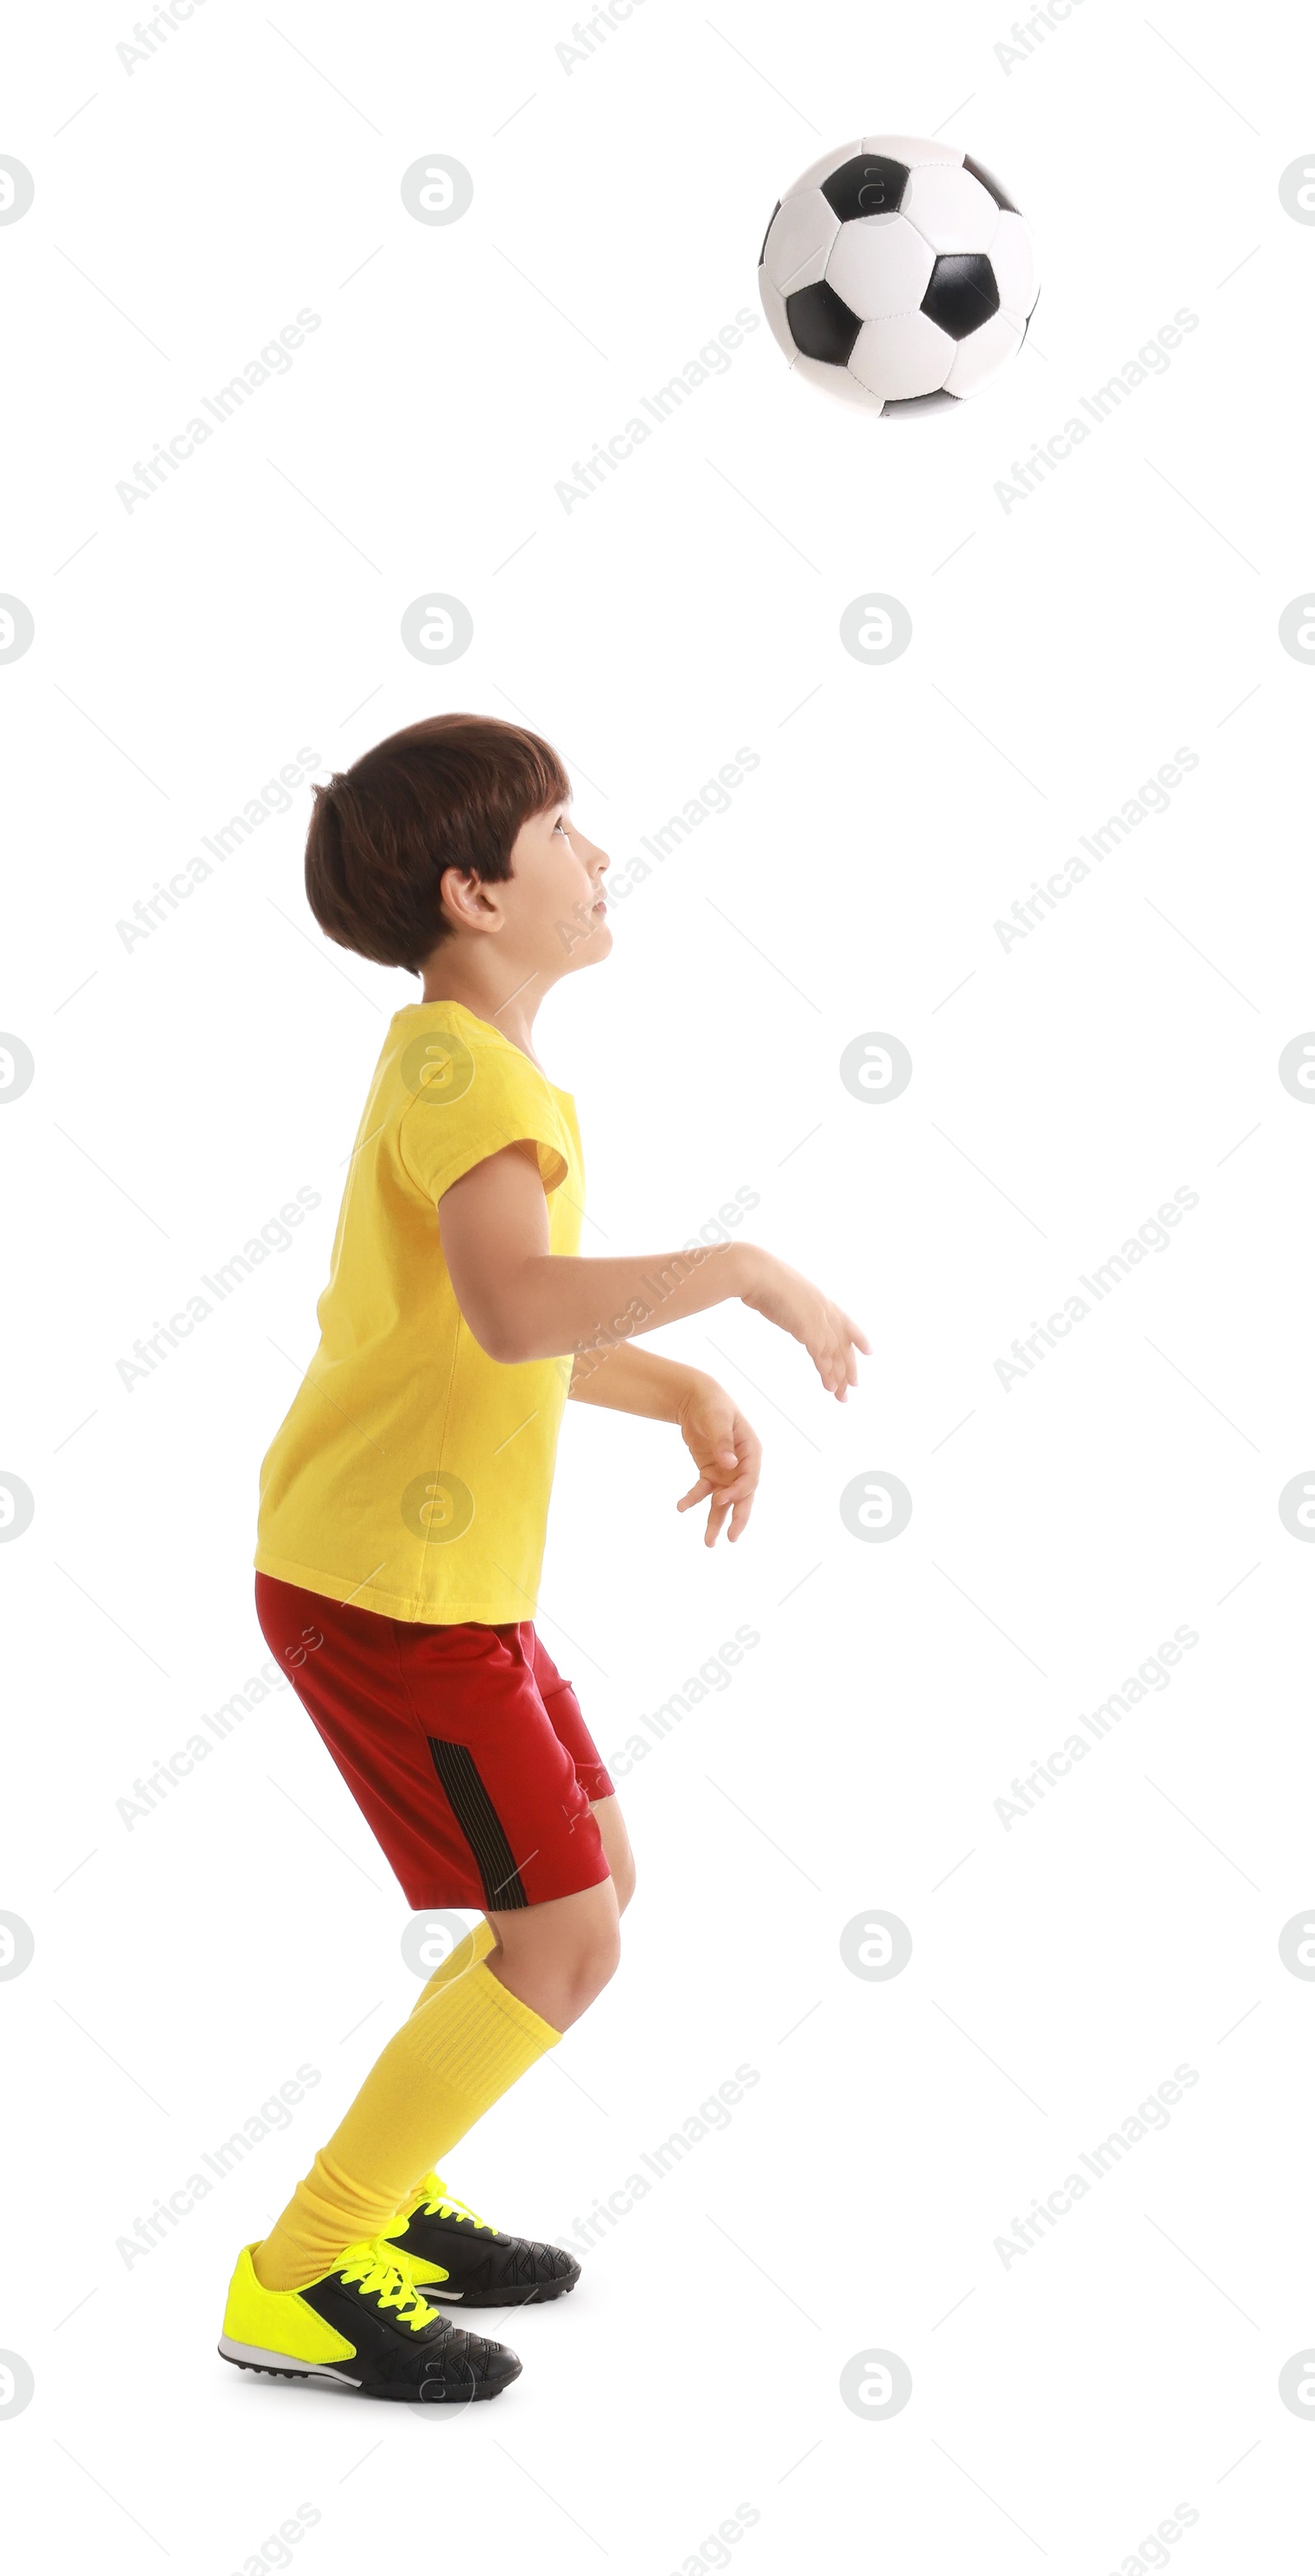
[990,211,1038,319]
[757,266,798,364]
[826,213,935,321]
[762,187,841,296]
[786,278,862,364]
[944,307,1024,396]
[792,351,888,411]
[962,152,1018,213]
[848,311,953,402]
[920,252,1000,341]
[901,162,999,256]
[883,388,964,417]
[820,155,910,222]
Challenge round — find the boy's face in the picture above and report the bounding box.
[502,799,612,980]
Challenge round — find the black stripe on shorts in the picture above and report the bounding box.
[427,1737,528,1909]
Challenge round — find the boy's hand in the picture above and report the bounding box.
[739,1248,870,1399]
[675,1376,762,1547]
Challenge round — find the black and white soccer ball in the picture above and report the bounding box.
[758,136,1039,415]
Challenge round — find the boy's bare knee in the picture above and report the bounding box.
[538,1916,621,2027]
[571,1917,621,2009]
[487,1880,621,2029]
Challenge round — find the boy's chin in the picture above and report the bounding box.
[574,918,613,964]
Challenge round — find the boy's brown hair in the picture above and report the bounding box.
[304,711,570,972]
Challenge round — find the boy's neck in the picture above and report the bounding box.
[418,954,546,1067]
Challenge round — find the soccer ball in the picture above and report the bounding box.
[758,136,1039,415]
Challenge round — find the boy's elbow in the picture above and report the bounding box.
[483,1327,533,1366]
[464,1304,534,1366]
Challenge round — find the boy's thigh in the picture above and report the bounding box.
[588,1794,635,1908]
[403,1626,610,1914]
[261,1583,609,1914]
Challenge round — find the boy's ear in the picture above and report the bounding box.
[437,865,500,934]
[440,870,481,932]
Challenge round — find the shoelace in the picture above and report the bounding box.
[415,2173,496,2232]
[336,2239,436,2330]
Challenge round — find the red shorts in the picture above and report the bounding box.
[255,1575,615,1911]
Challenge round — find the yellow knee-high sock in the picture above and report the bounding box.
[393,1918,502,2207]
[409,1916,496,2014]
[251,1963,557,2292]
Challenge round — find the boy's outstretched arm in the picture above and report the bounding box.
[437,1140,870,1398]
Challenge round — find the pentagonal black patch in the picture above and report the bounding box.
[883,389,962,416]
[786,278,862,364]
[759,200,781,265]
[920,252,999,340]
[820,155,909,221]
[962,152,1017,214]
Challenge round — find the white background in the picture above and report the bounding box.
[3,1,1315,2568]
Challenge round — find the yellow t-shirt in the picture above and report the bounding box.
[254,999,584,1623]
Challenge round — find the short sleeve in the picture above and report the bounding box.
[396,1021,569,1205]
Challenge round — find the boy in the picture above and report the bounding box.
[219,711,867,2401]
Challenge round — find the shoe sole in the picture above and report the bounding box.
[426,2274,578,2310]
[217,2335,518,2400]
